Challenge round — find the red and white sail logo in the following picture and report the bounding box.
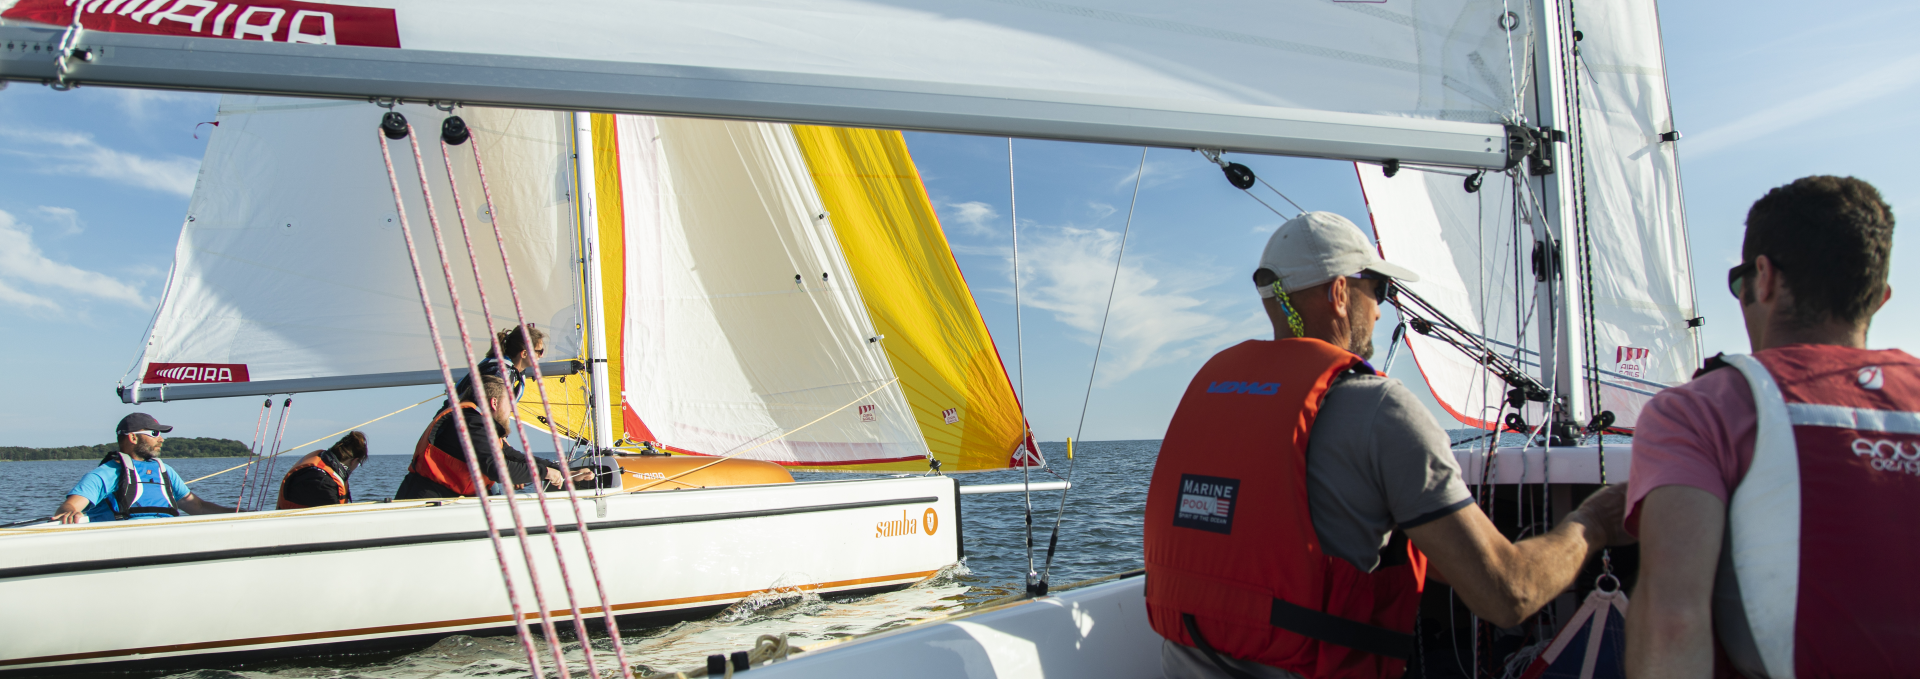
[144,362,250,384]
[942,408,959,425]
[858,404,876,423]
[1615,346,1651,379]
[3,0,401,48]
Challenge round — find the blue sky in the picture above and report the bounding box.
[0,1,1914,453]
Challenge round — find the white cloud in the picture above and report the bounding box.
[942,201,1002,237]
[110,89,217,119]
[0,210,152,310]
[1685,53,1920,159]
[1113,157,1197,193]
[33,206,82,236]
[0,128,199,196]
[1016,225,1261,385]
[1086,201,1117,221]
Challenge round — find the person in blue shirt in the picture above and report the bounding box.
[51,413,235,523]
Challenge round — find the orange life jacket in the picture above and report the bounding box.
[276,450,348,509]
[407,403,493,496]
[1145,338,1427,679]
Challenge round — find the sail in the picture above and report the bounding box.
[0,0,1521,167]
[123,96,584,402]
[792,126,1038,471]
[1361,0,1697,431]
[601,115,929,468]
[1571,0,1700,428]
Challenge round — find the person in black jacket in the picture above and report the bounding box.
[441,324,547,413]
[277,431,369,509]
[396,375,588,500]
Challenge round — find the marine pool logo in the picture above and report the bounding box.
[1206,381,1281,395]
[1172,474,1239,535]
[144,363,251,384]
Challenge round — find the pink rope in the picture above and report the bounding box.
[378,125,546,675]
[442,134,610,679]
[400,122,574,678]
[233,398,271,511]
[471,123,639,678]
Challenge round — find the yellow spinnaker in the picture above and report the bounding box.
[792,126,1031,472]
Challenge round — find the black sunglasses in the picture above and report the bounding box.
[1728,258,1781,300]
[1348,272,1396,303]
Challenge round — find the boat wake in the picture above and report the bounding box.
[161,563,976,678]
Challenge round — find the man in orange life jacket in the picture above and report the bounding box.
[1147,212,1633,679]
[395,375,589,500]
[1626,176,1914,677]
[276,431,370,509]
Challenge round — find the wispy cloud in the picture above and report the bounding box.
[1015,225,1261,384]
[1112,157,1197,193]
[111,89,218,120]
[0,210,152,310]
[942,201,1002,237]
[33,206,83,236]
[1685,53,1920,159]
[0,128,199,196]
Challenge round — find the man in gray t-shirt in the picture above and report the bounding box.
[1157,212,1632,679]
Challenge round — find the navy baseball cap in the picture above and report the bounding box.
[116,413,174,436]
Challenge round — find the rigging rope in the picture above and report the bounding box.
[442,130,614,679]
[231,398,272,510]
[1007,138,1039,595]
[378,122,546,676]
[192,394,439,485]
[469,117,640,679]
[1036,146,1149,592]
[248,398,293,512]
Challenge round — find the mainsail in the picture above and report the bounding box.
[121,97,584,402]
[1361,0,1697,431]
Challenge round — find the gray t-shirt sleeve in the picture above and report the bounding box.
[1304,374,1474,572]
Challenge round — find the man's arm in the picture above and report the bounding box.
[1625,485,1723,679]
[53,495,90,523]
[1404,483,1629,627]
[176,493,235,515]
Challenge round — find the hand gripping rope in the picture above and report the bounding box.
[443,113,637,679]
[378,114,550,677]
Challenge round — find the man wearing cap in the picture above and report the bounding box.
[1144,212,1631,678]
[51,413,235,523]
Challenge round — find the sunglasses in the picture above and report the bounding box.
[1728,258,1780,301]
[126,429,164,438]
[1348,271,1396,303]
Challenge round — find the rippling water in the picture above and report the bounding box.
[1,440,1157,677]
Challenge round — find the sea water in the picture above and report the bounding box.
[0,440,1156,678]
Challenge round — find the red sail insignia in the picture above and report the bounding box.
[2,0,400,48]
[144,363,251,384]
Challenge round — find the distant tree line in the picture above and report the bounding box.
[0,437,252,461]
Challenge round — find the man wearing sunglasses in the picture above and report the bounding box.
[51,413,235,523]
[1148,212,1632,679]
[1626,176,1912,678]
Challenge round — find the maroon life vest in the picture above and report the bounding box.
[1145,339,1426,679]
[1718,346,1920,678]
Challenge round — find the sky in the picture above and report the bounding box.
[0,1,1914,455]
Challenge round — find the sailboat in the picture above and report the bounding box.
[0,96,1049,674]
[1,0,1694,675]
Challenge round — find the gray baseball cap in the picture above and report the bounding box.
[1257,211,1420,297]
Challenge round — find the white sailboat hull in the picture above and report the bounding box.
[0,476,961,675]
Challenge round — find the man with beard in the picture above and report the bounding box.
[52,413,235,523]
[1145,212,1631,678]
[396,376,589,500]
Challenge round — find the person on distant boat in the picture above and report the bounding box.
[1145,212,1633,679]
[50,413,236,523]
[441,323,547,413]
[275,431,370,509]
[1625,176,1914,678]
[397,375,589,500]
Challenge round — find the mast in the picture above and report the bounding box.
[573,111,617,453]
[1528,0,1590,443]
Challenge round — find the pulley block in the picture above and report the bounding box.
[379,111,409,140]
[1221,162,1256,190]
[440,115,470,146]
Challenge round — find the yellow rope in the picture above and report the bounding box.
[185,394,440,484]
[616,378,900,495]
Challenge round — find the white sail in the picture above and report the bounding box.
[0,0,1525,167]
[123,96,583,401]
[1572,0,1700,428]
[607,115,927,465]
[1363,0,1696,431]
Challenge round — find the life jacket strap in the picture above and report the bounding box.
[1181,614,1259,679]
[1268,596,1414,660]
